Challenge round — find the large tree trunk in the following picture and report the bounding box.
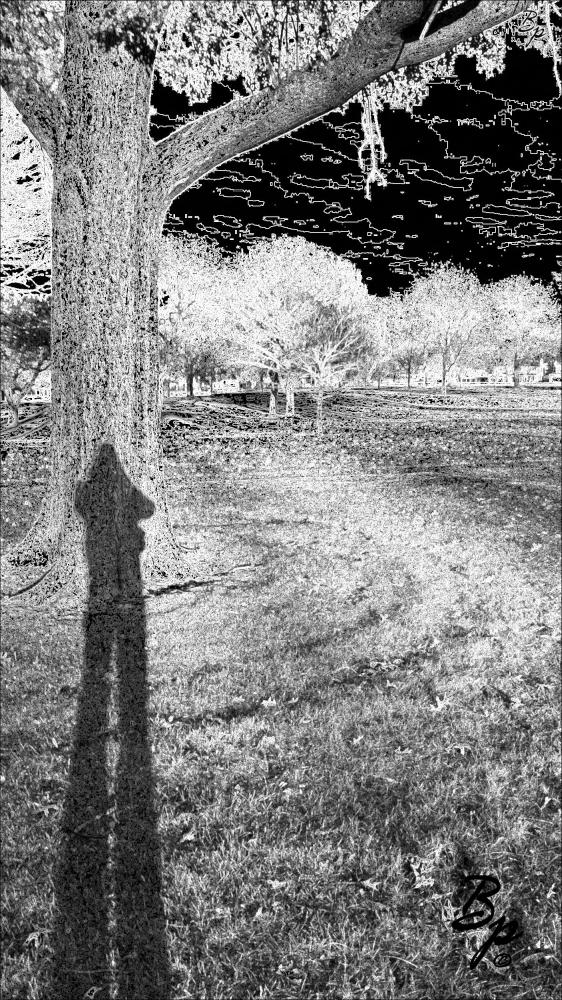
[285,375,295,418]
[185,361,194,397]
[512,350,520,387]
[268,369,279,419]
[316,382,324,437]
[8,2,182,598]
[268,387,278,418]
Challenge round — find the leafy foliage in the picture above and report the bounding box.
[157,0,377,99]
[483,274,561,379]
[386,293,433,388]
[159,234,236,393]
[402,264,485,395]
[228,235,371,426]
[0,287,51,423]
[0,0,64,99]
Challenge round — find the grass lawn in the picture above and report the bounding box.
[1,387,561,999]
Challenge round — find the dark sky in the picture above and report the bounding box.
[153,41,561,296]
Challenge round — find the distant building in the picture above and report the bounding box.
[213,377,241,393]
[165,376,187,398]
[518,365,542,385]
[161,374,211,397]
[453,365,489,384]
[518,358,549,384]
[490,365,514,386]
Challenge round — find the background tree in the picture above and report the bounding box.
[384,291,432,389]
[483,275,560,384]
[0,288,51,426]
[291,297,369,434]
[403,263,484,397]
[230,236,370,420]
[159,234,234,397]
[356,294,396,389]
[227,238,307,418]
[0,0,544,596]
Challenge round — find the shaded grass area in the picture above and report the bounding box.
[1,389,561,999]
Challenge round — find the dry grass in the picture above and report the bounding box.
[1,388,560,999]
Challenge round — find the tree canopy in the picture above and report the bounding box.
[483,274,561,377]
[3,1,555,206]
[228,235,370,374]
[159,234,235,393]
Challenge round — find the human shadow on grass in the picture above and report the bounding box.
[50,444,171,1000]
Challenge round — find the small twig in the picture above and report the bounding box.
[418,0,444,41]
[1,564,53,598]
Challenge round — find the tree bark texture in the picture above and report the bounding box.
[513,350,521,387]
[268,388,278,418]
[185,361,194,397]
[285,377,295,417]
[316,383,324,437]
[10,2,180,593]
[268,369,280,419]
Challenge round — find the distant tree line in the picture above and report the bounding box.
[157,234,560,424]
[2,234,560,431]
[384,265,560,394]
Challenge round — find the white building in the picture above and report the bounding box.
[453,365,489,384]
[490,365,514,386]
[21,368,51,402]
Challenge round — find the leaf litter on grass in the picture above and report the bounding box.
[1,387,560,999]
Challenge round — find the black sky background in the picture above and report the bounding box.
[152,41,561,296]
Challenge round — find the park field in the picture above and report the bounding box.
[1,386,561,999]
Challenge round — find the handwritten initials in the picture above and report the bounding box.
[451,874,522,969]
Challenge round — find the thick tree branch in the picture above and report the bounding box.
[1,82,59,159]
[155,0,532,206]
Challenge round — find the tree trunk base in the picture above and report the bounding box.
[2,518,191,608]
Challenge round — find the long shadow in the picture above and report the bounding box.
[50,443,171,999]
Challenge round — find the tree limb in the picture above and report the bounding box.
[155,0,532,205]
[1,82,59,160]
